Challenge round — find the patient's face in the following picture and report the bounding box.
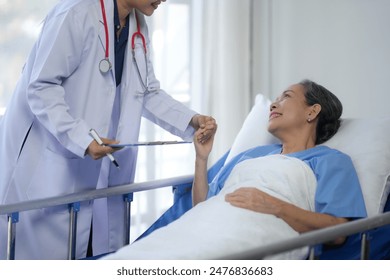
[268,84,311,136]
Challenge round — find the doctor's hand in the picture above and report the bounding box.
[190,114,217,144]
[86,138,121,160]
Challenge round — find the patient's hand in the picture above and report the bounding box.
[194,123,217,161]
[226,187,349,241]
[225,187,284,216]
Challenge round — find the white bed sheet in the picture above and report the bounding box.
[102,155,316,260]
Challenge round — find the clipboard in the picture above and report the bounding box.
[108,141,192,148]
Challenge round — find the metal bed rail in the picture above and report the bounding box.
[221,211,390,260]
[1,174,390,260]
[0,175,193,260]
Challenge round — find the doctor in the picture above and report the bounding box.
[0,0,216,259]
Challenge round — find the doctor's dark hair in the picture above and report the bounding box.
[299,79,343,145]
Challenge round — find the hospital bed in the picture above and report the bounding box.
[130,95,390,260]
[1,94,390,259]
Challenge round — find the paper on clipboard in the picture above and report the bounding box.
[108,141,192,148]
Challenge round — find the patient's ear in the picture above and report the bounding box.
[308,104,321,121]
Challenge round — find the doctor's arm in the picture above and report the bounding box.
[225,188,348,245]
[26,11,92,157]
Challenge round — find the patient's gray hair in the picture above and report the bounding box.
[299,79,343,144]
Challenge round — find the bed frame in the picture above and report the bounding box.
[137,151,390,260]
[1,162,390,260]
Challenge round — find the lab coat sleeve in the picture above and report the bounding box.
[26,9,92,158]
[143,90,198,141]
[138,14,198,140]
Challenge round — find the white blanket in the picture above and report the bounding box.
[102,155,317,260]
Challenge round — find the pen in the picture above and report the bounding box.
[89,129,119,168]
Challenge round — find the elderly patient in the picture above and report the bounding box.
[103,79,367,260]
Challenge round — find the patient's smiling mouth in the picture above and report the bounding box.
[269,112,282,120]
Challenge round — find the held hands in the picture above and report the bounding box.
[191,115,217,144]
[86,137,121,160]
[193,116,217,161]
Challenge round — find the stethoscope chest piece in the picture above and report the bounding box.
[99,58,112,74]
[98,0,151,93]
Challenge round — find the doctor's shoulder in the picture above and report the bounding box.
[41,0,98,27]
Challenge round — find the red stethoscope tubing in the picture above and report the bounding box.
[100,0,110,60]
[131,16,147,53]
[99,0,147,60]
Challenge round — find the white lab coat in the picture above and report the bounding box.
[0,0,197,259]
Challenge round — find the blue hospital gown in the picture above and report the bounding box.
[207,144,367,219]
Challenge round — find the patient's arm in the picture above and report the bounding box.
[192,126,217,206]
[225,187,348,245]
[192,156,208,206]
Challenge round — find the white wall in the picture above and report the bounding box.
[253,0,390,118]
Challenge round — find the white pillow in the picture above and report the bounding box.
[323,118,390,216]
[225,94,390,216]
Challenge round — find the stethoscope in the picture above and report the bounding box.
[99,0,150,94]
